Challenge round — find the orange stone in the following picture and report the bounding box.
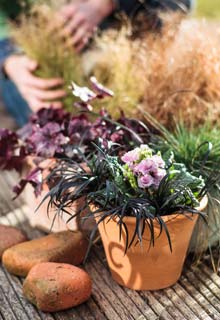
[0,225,27,260]
[2,231,88,277]
[23,262,92,312]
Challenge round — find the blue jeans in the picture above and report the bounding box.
[0,39,31,127]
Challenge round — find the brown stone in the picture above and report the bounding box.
[2,231,88,277]
[23,262,92,312]
[0,225,27,261]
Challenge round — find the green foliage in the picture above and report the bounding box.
[123,164,138,189]
[150,120,220,183]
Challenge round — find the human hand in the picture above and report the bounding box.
[3,55,66,111]
[59,0,115,52]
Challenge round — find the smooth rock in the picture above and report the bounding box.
[2,231,88,277]
[23,262,92,312]
[0,225,27,260]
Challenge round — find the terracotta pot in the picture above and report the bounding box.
[23,158,94,233]
[95,196,208,291]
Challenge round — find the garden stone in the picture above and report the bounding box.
[0,225,27,260]
[23,262,92,312]
[2,231,88,277]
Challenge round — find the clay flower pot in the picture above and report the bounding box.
[95,196,208,291]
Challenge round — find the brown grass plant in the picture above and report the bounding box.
[92,15,220,127]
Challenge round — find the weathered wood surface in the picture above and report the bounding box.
[0,170,220,320]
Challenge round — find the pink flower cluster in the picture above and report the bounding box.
[121,145,166,189]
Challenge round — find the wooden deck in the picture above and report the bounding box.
[0,170,220,320]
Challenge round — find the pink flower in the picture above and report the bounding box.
[152,155,165,169]
[153,169,166,186]
[122,145,167,190]
[134,159,156,175]
[121,148,140,164]
[138,175,154,188]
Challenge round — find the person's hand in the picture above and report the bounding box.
[59,0,115,52]
[3,55,66,111]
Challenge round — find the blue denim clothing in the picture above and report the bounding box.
[0,38,31,127]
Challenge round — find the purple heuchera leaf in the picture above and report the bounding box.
[13,167,43,198]
[0,129,18,156]
[0,129,26,172]
[30,122,69,158]
[30,108,70,126]
[68,114,93,143]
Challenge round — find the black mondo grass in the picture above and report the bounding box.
[39,143,210,260]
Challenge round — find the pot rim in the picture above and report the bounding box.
[92,195,208,225]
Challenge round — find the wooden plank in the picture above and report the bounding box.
[0,196,12,216]
[123,288,158,320]
[0,172,23,210]
[0,284,18,320]
[201,264,220,288]
[13,207,44,239]
[163,286,200,320]
[56,301,97,320]
[151,290,186,320]
[85,262,125,320]
[190,265,220,301]
[139,291,174,320]
[180,274,220,319]
[172,282,212,320]
[86,297,106,320]
[87,259,134,320]
[94,250,158,320]
[0,310,5,320]
[0,267,30,320]
[53,309,83,320]
[92,250,156,320]
[86,278,120,320]
[184,268,220,313]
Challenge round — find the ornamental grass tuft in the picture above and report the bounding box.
[92,15,220,127]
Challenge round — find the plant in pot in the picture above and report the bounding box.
[0,79,151,233]
[42,142,209,290]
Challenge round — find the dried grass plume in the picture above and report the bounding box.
[92,16,220,127]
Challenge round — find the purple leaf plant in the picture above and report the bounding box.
[0,77,149,198]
